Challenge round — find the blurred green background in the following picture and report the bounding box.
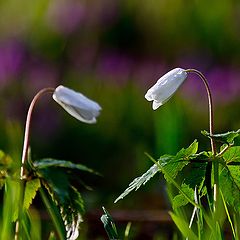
[0,0,240,238]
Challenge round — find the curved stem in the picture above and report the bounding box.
[15,88,55,240]
[20,87,55,179]
[185,69,218,212]
[185,69,216,155]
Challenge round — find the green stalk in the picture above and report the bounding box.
[220,190,236,239]
[213,157,219,212]
[39,188,65,240]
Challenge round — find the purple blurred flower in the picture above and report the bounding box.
[0,41,25,87]
[47,0,86,34]
[176,55,240,103]
[96,51,134,85]
[132,59,166,87]
[207,67,240,103]
[26,59,57,94]
[82,1,119,28]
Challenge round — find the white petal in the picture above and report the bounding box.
[53,85,101,123]
[145,68,187,109]
[152,101,163,110]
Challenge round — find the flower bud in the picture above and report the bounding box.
[145,68,188,110]
[53,85,101,123]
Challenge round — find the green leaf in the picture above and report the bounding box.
[220,166,240,211]
[183,161,207,190]
[39,168,84,240]
[115,140,199,203]
[101,207,119,240]
[201,129,240,145]
[169,212,198,240]
[223,146,240,164]
[172,184,194,210]
[23,178,41,210]
[114,163,159,203]
[176,139,199,158]
[34,158,99,175]
[160,140,199,181]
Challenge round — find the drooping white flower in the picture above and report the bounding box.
[145,68,188,110]
[53,85,101,123]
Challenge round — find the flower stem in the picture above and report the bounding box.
[185,69,218,210]
[20,87,55,179]
[15,87,54,240]
[185,69,216,155]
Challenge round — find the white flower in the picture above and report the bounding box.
[53,85,101,123]
[145,68,188,110]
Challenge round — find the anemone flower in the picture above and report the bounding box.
[145,68,188,110]
[53,85,101,123]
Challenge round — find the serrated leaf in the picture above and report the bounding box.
[114,163,159,203]
[223,146,240,164]
[115,141,199,203]
[176,140,199,158]
[172,184,195,210]
[23,178,41,210]
[39,168,84,240]
[161,140,198,181]
[220,166,240,211]
[34,158,99,175]
[100,207,119,240]
[201,129,240,145]
[183,161,207,189]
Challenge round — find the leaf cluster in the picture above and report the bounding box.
[115,129,240,213]
[0,152,99,239]
[115,128,240,239]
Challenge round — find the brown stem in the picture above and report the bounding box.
[20,87,55,178]
[185,69,216,155]
[15,87,54,240]
[185,69,219,212]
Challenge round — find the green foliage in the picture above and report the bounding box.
[222,146,240,164]
[116,129,240,239]
[202,129,240,145]
[114,163,159,203]
[24,156,98,239]
[33,158,99,175]
[219,167,240,211]
[115,140,203,203]
[23,178,41,210]
[36,166,84,240]
[0,150,13,189]
[172,184,194,210]
[101,207,119,240]
[0,146,98,239]
[48,232,57,240]
[169,212,198,240]
[160,140,198,181]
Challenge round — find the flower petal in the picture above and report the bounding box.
[53,85,101,123]
[145,68,187,109]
